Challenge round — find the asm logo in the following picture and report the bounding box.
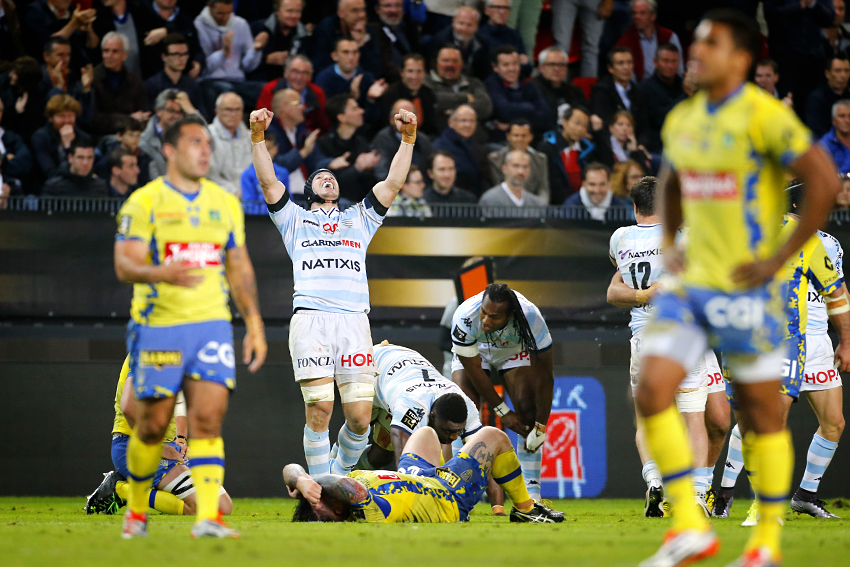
[323,223,338,233]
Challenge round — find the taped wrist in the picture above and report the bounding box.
[493,402,510,417]
[401,131,416,145]
[826,291,850,316]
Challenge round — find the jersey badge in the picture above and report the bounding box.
[401,407,425,430]
[436,468,460,488]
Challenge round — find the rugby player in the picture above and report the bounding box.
[450,282,553,502]
[284,425,565,523]
[248,106,416,477]
[636,10,841,567]
[114,115,267,539]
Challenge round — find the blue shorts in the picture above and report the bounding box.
[111,434,182,487]
[127,319,235,400]
[398,452,488,521]
[724,336,805,408]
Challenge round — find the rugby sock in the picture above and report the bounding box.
[492,451,533,511]
[693,466,713,495]
[721,424,745,489]
[116,480,129,502]
[331,423,370,475]
[642,460,663,489]
[149,489,185,515]
[126,434,162,515]
[188,437,225,522]
[516,442,542,501]
[643,405,708,532]
[303,426,330,475]
[799,434,837,493]
[745,430,793,558]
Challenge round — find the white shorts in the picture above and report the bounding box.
[801,334,843,392]
[451,349,532,374]
[289,310,376,384]
[704,351,726,394]
[630,331,720,395]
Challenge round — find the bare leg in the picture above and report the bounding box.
[704,391,731,468]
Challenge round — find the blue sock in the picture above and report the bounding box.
[331,423,370,475]
[693,466,713,494]
[720,424,744,489]
[799,434,838,493]
[303,425,330,475]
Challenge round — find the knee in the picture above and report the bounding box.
[219,491,233,515]
[305,401,334,430]
[344,412,371,434]
[137,418,169,444]
[824,415,845,440]
[182,497,196,516]
[190,408,225,437]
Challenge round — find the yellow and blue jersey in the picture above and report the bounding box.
[347,469,460,523]
[115,178,245,327]
[661,83,812,293]
[112,355,179,440]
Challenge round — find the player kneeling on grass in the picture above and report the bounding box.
[284,426,564,523]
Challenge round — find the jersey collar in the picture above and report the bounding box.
[163,179,202,201]
[706,82,745,115]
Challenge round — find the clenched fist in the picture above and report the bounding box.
[250,109,274,143]
[395,109,417,144]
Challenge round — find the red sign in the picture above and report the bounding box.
[164,242,222,267]
[541,410,583,482]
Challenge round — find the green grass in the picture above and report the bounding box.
[1,497,849,567]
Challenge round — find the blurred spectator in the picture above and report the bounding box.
[819,99,850,173]
[636,42,684,154]
[432,104,486,194]
[0,0,24,65]
[255,54,328,133]
[0,177,9,207]
[312,0,383,78]
[534,46,586,128]
[42,137,107,196]
[370,0,421,84]
[250,0,311,81]
[144,33,203,111]
[615,0,682,81]
[423,150,478,204]
[387,164,432,217]
[0,55,50,141]
[590,46,648,137]
[240,128,290,214]
[0,97,32,193]
[85,32,151,137]
[374,99,433,180]
[476,0,530,80]
[31,93,87,180]
[488,118,549,203]
[479,150,544,207]
[41,37,76,95]
[603,110,651,170]
[753,58,793,108]
[314,37,385,124]
[836,174,850,210]
[22,1,98,68]
[207,91,251,196]
[426,7,488,79]
[610,158,644,198]
[824,0,850,59]
[551,0,611,78]
[134,0,204,79]
[806,54,850,139]
[563,162,629,220]
[139,88,199,178]
[94,116,152,186]
[421,0,465,35]
[106,147,140,198]
[318,93,380,202]
[485,44,548,139]
[93,0,144,76]
[425,45,492,133]
[380,53,437,135]
[508,0,545,57]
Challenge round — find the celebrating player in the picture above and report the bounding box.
[284,425,564,523]
[450,282,554,502]
[636,10,840,567]
[248,106,416,477]
[114,115,267,539]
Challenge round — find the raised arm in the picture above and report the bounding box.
[249,109,287,206]
[224,245,267,373]
[371,110,417,208]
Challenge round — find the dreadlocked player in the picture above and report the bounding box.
[450,283,554,505]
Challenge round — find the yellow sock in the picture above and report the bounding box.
[188,437,225,521]
[643,405,708,532]
[492,451,533,511]
[745,430,792,558]
[116,480,129,502]
[126,433,163,515]
[148,489,185,515]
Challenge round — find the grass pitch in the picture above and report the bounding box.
[1,497,848,567]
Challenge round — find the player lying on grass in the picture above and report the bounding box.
[284,426,564,523]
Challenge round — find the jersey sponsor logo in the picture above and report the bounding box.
[301,258,362,272]
[323,223,339,234]
[707,371,724,388]
[340,353,374,367]
[704,295,765,330]
[404,382,452,393]
[377,473,401,480]
[164,242,223,267]
[808,291,826,304]
[209,210,221,221]
[618,248,660,260]
[197,340,235,369]
[435,468,461,488]
[302,219,319,227]
[825,256,835,271]
[386,357,435,376]
[400,407,425,430]
[139,350,182,368]
[680,171,739,200]
[296,356,333,368]
[452,326,469,342]
[805,369,840,384]
[118,215,132,235]
[507,351,530,362]
[300,239,362,249]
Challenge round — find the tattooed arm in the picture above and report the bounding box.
[282,464,369,505]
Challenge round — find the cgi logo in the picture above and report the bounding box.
[340,353,374,367]
[323,223,338,234]
[197,341,235,369]
[705,295,764,330]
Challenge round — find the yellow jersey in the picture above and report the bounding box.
[116,177,245,326]
[112,355,182,439]
[661,83,812,292]
[347,470,460,523]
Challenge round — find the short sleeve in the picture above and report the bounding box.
[226,195,246,249]
[116,193,153,243]
[609,227,623,264]
[390,399,427,435]
[269,199,302,251]
[832,239,844,280]
[352,197,385,245]
[525,302,553,351]
[450,306,478,354]
[808,238,842,295]
[757,102,813,167]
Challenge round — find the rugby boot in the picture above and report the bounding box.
[712,489,734,518]
[638,529,720,567]
[85,471,125,515]
[645,485,666,517]
[191,513,241,539]
[509,502,565,523]
[121,510,148,539]
[790,495,839,518]
[724,546,781,567]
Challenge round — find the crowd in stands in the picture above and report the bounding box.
[2,0,850,219]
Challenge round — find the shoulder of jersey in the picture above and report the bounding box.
[459,291,485,310]
[201,178,241,204]
[609,225,628,247]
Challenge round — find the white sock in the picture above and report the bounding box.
[642,460,662,489]
[693,466,713,495]
[303,425,330,475]
[720,424,744,489]
[799,434,838,493]
[517,442,542,500]
[331,423,370,475]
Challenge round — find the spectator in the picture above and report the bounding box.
[40,37,76,96]
[207,91,252,196]
[485,44,549,138]
[603,110,651,170]
[370,0,421,84]
[488,118,549,203]
[551,0,611,78]
[387,164,432,217]
[255,54,329,133]
[373,99,433,180]
[423,150,478,204]
[105,147,140,198]
[476,0,530,79]
[240,128,290,214]
[615,0,682,81]
[425,45,492,133]
[42,137,108,196]
[0,55,51,142]
[508,0,546,57]
[93,0,144,77]
[426,7,488,79]
[312,0,383,79]
[84,32,151,137]
[134,0,204,79]
[380,53,438,135]
[250,0,311,81]
[432,104,486,194]
[421,0,463,35]
[824,0,850,59]
[144,33,203,111]
[806,54,850,138]
[753,59,793,107]
[637,43,685,154]
[314,37,386,124]
[31,93,88,182]
[836,173,850,211]
[0,97,33,194]
[563,162,629,220]
[139,88,199,178]
[534,46,587,128]
[318,93,381,202]
[590,46,648,137]
[610,158,645,198]
[0,0,24,65]
[22,1,98,68]
[819,99,850,174]
[94,116,152,187]
[479,150,545,207]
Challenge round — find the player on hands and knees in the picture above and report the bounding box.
[249,106,417,478]
[637,10,840,567]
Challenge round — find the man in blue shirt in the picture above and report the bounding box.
[241,129,291,213]
[819,99,850,174]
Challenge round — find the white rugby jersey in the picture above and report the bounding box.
[807,230,845,336]
[374,344,482,438]
[269,196,384,313]
[450,290,552,367]
[609,224,665,334]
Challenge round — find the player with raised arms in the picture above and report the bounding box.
[636,9,841,567]
[248,105,416,478]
